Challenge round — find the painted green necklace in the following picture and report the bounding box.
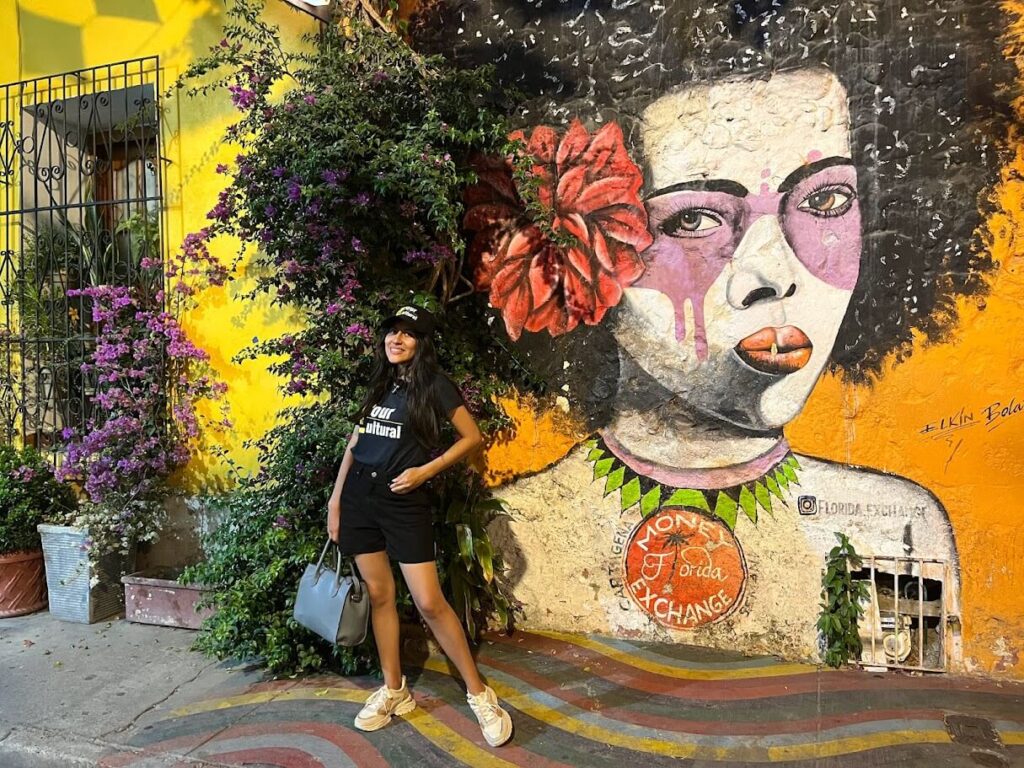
[583,435,801,531]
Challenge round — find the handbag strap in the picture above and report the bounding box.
[316,539,364,603]
[344,557,364,602]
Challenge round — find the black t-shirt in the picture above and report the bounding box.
[351,374,464,475]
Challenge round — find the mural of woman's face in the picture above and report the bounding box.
[614,68,860,431]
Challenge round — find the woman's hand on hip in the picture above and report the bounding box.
[327,496,341,543]
[390,466,429,494]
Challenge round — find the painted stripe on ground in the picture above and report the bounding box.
[481,653,1011,736]
[529,630,816,680]
[586,634,789,670]
[171,688,520,768]
[481,641,1024,726]
[421,659,973,761]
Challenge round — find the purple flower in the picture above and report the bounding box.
[273,515,291,529]
[344,323,372,341]
[352,192,370,207]
[215,163,229,174]
[321,169,346,187]
[287,179,302,202]
[303,94,317,105]
[325,302,342,315]
[264,203,277,218]
[371,71,389,85]
[228,85,255,110]
[272,166,286,178]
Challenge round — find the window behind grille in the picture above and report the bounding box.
[0,58,165,459]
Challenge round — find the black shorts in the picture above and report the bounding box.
[338,462,436,564]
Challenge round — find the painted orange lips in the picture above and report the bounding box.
[735,326,813,375]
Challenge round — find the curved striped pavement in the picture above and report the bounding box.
[100,630,1024,767]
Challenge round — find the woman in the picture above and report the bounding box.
[326,305,513,747]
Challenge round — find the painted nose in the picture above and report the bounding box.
[726,216,799,310]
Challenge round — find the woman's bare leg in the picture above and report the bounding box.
[400,561,485,695]
[354,551,403,690]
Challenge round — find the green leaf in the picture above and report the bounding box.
[581,438,598,451]
[738,485,757,523]
[787,454,801,470]
[713,492,738,530]
[620,478,642,511]
[753,482,772,515]
[640,486,662,517]
[781,463,798,484]
[593,457,614,480]
[663,489,710,512]
[604,466,626,494]
[765,475,783,499]
[445,497,466,524]
[774,468,790,491]
[474,538,494,584]
[586,447,605,462]
[455,523,473,566]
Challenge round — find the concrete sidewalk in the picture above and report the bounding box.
[1,612,1022,767]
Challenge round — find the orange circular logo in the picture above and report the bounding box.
[623,507,746,629]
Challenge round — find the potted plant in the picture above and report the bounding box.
[0,444,76,617]
[44,284,223,623]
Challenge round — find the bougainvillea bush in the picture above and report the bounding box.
[178,0,540,674]
[55,285,225,564]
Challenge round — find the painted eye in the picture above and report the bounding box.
[661,208,723,238]
[798,186,855,216]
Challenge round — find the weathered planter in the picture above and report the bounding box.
[0,549,48,618]
[122,567,215,630]
[38,524,134,624]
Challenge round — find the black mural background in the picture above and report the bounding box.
[414,1,1015,400]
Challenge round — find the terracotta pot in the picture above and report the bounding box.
[0,549,48,618]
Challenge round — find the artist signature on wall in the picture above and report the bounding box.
[919,396,1024,439]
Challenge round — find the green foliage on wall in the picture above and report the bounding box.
[178,0,537,674]
[818,532,871,669]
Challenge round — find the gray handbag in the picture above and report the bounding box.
[293,539,369,646]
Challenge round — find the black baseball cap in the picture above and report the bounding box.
[381,305,437,335]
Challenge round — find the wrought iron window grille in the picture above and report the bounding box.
[0,57,166,459]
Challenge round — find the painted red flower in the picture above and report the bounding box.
[464,120,652,340]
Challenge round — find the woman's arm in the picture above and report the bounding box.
[327,426,360,542]
[389,405,483,494]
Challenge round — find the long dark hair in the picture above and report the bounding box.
[356,327,448,448]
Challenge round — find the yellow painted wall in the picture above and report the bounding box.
[3,0,318,487]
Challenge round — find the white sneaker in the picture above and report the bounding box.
[467,685,513,746]
[354,676,416,731]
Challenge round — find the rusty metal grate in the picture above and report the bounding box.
[856,555,951,672]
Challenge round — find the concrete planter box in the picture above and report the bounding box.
[0,549,48,618]
[122,567,214,629]
[38,524,133,624]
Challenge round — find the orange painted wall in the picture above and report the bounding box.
[787,4,1024,677]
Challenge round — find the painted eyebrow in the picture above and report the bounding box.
[645,178,749,200]
[777,156,855,193]
[644,157,855,201]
